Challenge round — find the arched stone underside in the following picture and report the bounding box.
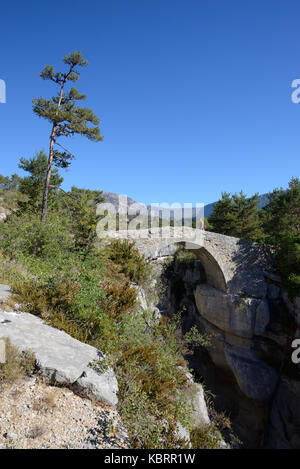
[101,227,275,296]
[185,245,227,292]
[140,239,227,291]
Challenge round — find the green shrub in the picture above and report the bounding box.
[104,239,152,286]
[64,187,104,251]
[0,211,73,260]
[0,173,25,211]
[12,277,80,317]
[11,248,106,321]
[276,235,300,299]
[105,311,194,449]
[0,249,28,286]
[190,425,222,449]
[0,201,213,449]
[99,278,137,319]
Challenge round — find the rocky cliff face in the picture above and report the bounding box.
[134,279,226,448]
[153,252,300,449]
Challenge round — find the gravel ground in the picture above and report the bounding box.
[0,376,130,449]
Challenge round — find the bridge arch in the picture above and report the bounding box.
[143,238,227,292]
[100,227,274,296]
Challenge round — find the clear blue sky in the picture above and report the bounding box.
[0,0,299,205]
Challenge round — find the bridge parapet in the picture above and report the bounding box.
[99,227,275,295]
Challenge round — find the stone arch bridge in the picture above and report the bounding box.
[100,227,300,442]
[101,226,275,297]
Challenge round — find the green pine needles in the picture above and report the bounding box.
[32,51,103,220]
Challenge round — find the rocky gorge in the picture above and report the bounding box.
[149,241,300,449]
[0,211,299,448]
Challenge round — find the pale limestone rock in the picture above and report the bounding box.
[194,284,270,339]
[0,284,11,301]
[224,344,278,402]
[254,299,270,335]
[191,383,210,428]
[0,307,118,407]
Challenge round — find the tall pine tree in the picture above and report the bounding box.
[263,177,300,297]
[207,192,234,236]
[230,191,264,241]
[32,51,103,220]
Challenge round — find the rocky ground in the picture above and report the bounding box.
[0,284,130,449]
[0,376,130,449]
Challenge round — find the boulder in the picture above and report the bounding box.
[194,284,270,339]
[0,207,9,222]
[254,299,270,335]
[0,307,118,407]
[267,378,300,449]
[184,370,210,428]
[191,383,210,428]
[73,367,118,406]
[224,344,278,403]
[294,296,300,328]
[175,423,191,446]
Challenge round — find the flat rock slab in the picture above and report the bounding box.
[0,305,118,407]
[0,284,11,301]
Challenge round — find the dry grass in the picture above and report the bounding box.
[32,390,58,412]
[0,338,36,388]
[0,297,17,312]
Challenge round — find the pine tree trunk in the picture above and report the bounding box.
[41,80,65,221]
[41,124,56,221]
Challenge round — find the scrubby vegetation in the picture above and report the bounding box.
[0,156,215,448]
[0,173,25,211]
[1,154,298,447]
[0,338,36,388]
[104,239,153,287]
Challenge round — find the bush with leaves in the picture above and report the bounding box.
[98,309,194,448]
[61,186,104,251]
[0,173,25,211]
[104,239,153,286]
[0,211,73,260]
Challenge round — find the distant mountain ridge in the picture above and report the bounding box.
[101,191,270,220]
